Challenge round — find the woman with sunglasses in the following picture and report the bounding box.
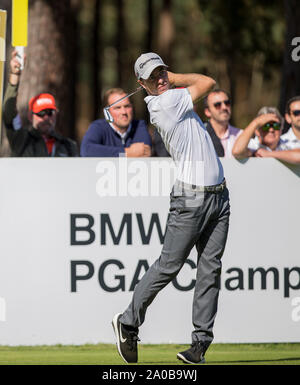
[232,106,300,164]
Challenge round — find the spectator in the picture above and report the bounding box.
[80,88,152,157]
[232,106,300,164]
[3,50,78,157]
[203,89,241,158]
[281,96,300,149]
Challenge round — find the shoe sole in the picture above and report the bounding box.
[112,313,129,364]
[177,353,205,364]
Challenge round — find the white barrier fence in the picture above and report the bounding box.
[0,157,299,345]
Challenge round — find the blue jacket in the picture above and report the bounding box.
[80,119,152,157]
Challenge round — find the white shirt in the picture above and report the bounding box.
[145,88,224,186]
[219,124,242,158]
[248,136,289,153]
[280,127,300,150]
[109,122,131,142]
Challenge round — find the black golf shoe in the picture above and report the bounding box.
[112,313,140,363]
[177,341,210,364]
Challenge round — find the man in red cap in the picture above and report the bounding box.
[3,50,78,157]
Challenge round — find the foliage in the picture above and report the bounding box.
[0,0,296,146]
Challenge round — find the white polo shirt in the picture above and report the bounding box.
[280,127,300,150]
[145,88,224,186]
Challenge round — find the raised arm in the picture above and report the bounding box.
[167,71,216,103]
[3,50,24,127]
[232,113,280,159]
[9,50,22,86]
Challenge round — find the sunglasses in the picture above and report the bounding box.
[261,122,281,132]
[33,109,56,118]
[291,110,300,117]
[213,100,231,109]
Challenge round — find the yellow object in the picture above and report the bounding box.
[12,0,28,47]
[0,10,6,60]
[0,10,7,144]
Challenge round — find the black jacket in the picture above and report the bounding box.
[204,121,225,157]
[3,83,78,157]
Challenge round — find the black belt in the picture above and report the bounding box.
[201,178,226,193]
[175,179,227,193]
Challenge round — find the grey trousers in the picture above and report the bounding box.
[120,183,230,343]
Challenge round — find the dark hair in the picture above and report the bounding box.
[203,89,231,109]
[285,96,300,114]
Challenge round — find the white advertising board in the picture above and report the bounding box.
[0,157,299,345]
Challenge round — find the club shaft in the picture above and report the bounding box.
[105,86,143,110]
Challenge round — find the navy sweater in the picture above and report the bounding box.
[80,119,152,157]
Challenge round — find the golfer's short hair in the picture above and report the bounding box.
[103,88,129,108]
[203,89,231,109]
[285,96,300,114]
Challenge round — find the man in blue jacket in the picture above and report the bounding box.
[80,88,152,157]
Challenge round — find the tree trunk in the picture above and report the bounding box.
[0,0,12,156]
[279,0,300,125]
[17,0,79,140]
[157,0,174,67]
[92,0,102,120]
[146,0,154,52]
[116,0,128,87]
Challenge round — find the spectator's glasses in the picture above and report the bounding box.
[291,110,300,117]
[33,109,56,118]
[261,122,281,132]
[213,100,231,109]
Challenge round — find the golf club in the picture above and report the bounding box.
[103,86,143,123]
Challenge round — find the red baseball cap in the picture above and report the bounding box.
[28,93,57,113]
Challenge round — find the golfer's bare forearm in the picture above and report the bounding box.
[167,72,216,102]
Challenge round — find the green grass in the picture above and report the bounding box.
[0,343,299,365]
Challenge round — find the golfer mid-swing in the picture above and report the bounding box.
[112,53,230,364]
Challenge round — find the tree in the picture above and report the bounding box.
[279,0,300,121]
[197,0,284,126]
[17,0,80,140]
[116,0,130,87]
[92,0,102,120]
[157,0,174,67]
[0,0,12,156]
[146,0,154,52]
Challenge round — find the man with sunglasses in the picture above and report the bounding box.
[112,53,230,365]
[281,96,300,149]
[232,106,300,164]
[203,90,241,158]
[2,50,78,157]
